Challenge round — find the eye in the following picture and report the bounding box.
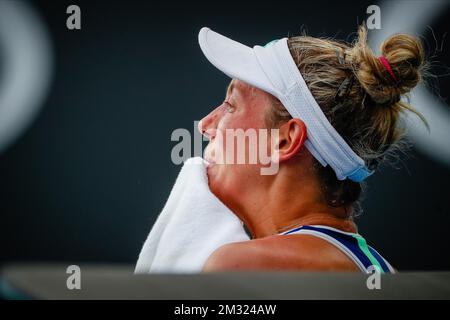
[224,101,236,113]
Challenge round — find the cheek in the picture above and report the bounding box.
[216,111,268,162]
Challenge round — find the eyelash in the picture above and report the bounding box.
[224,101,235,113]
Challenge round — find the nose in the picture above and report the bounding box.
[198,106,220,139]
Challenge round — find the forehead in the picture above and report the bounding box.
[227,79,263,100]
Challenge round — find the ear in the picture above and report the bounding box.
[272,118,307,162]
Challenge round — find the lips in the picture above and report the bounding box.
[204,142,216,166]
[204,156,216,167]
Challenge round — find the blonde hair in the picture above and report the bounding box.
[267,26,428,211]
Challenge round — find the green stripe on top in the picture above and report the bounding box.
[264,39,279,48]
[353,234,384,274]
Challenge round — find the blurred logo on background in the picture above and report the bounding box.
[0,0,53,153]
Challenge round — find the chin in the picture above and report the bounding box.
[206,164,219,190]
[206,165,228,199]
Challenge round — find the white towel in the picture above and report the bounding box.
[135,157,250,273]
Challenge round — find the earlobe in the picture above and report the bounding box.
[276,118,307,162]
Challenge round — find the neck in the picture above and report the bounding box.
[235,165,357,239]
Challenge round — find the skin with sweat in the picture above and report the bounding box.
[199,79,359,272]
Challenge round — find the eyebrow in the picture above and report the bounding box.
[225,81,235,97]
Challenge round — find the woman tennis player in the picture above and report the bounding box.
[197,26,428,273]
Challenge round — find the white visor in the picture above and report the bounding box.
[198,27,373,182]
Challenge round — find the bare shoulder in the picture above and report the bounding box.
[202,234,359,272]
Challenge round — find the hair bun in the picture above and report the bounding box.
[351,26,425,106]
[380,32,425,87]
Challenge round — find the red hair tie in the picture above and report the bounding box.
[378,56,397,82]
